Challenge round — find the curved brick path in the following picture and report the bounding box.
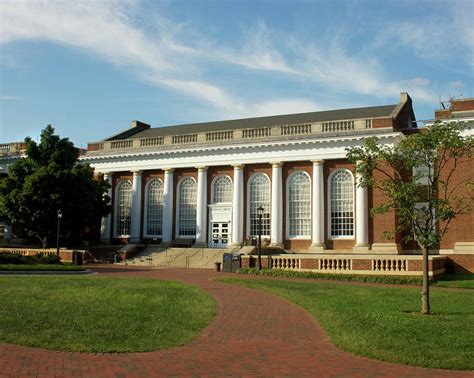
[0,266,470,377]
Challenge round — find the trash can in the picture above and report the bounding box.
[113,252,119,263]
[222,253,232,272]
[231,254,242,272]
[73,251,83,265]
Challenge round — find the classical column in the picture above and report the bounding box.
[311,160,325,251]
[354,163,369,251]
[130,170,143,243]
[270,162,283,247]
[195,166,208,246]
[231,164,244,246]
[100,173,113,243]
[162,168,174,244]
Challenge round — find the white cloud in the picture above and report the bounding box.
[0,96,21,101]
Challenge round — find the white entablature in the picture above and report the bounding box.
[83,131,403,173]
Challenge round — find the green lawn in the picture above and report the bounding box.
[0,264,86,271]
[433,273,474,289]
[0,276,216,352]
[218,277,473,370]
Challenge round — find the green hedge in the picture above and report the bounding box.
[0,252,60,265]
[0,264,86,271]
[237,267,427,285]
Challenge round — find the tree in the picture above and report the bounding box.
[347,121,474,314]
[0,125,111,248]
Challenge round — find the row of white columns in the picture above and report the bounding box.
[100,161,369,249]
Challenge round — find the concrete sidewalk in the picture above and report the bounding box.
[0,265,469,377]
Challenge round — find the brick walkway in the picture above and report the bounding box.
[0,265,470,377]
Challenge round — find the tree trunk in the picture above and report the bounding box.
[421,246,430,314]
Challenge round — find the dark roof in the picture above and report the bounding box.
[107,104,397,141]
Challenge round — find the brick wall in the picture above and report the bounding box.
[446,255,474,274]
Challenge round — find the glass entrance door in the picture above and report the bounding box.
[211,222,229,248]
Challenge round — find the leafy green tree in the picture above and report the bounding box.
[0,125,111,248]
[347,121,473,314]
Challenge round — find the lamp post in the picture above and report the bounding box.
[56,209,62,256]
[257,205,264,271]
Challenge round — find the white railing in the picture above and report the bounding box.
[242,127,271,138]
[271,256,300,270]
[140,137,164,147]
[206,131,233,142]
[281,124,311,136]
[172,134,198,144]
[372,258,408,272]
[319,258,352,271]
[111,140,133,149]
[322,120,354,132]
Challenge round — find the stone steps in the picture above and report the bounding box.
[126,247,232,268]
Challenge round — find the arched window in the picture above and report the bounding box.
[212,175,233,203]
[177,177,197,237]
[287,171,311,238]
[248,173,270,237]
[116,180,132,237]
[145,179,164,236]
[329,169,354,238]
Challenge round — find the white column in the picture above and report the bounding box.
[162,168,174,244]
[3,224,12,241]
[311,160,325,250]
[354,164,369,251]
[231,164,244,246]
[195,166,208,246]
[100,173,113,243]
[270,162,283,246]
[130,170,143,243]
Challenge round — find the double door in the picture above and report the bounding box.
[211,222,229,248]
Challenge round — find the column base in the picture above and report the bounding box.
[193,242,208,248]
[160,241,172,247]
[309,243,326,252]
[371,243,401,255]
[270,243,285,248]
[353,243,370,253]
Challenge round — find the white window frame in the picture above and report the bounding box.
[175,176,197,238]
[327,169,355,240]
[114,179,132,238]
[144,178,164,238]
[246,173,271,238]
[211,175,233,204]
[286,170,312,239]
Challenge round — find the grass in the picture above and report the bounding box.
[0,264,86,271]
[0,276,216,352]
[218,277,474,370]
[433,273,474,289]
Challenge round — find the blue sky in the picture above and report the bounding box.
[1,0,473,148]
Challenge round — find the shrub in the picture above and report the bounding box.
[237,267,428,285]
[0,252,61,265]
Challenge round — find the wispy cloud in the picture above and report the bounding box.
[0,96,21,101]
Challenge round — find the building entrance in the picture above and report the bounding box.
[211,222,229,248]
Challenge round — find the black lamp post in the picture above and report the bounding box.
[257,205,264,271]
[56,209,62,256]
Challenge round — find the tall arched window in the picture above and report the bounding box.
[287,171,311,238]
[248,173,270,237]
[145,179,164,236]
[177,177,197,237]
[212,175,233,203]
[116,180,132,237]
[329,169,354,238]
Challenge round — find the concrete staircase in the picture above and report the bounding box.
[125,246,234,268]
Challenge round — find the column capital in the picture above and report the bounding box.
[102,172,112,179]
[197,166,208,172]
[132,170,143,176]
[164,168,174,173]
[311,159,325,165]
[270,161,283,168]
[232,164,245,169]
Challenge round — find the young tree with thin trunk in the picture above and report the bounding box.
[347,121,473,314]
